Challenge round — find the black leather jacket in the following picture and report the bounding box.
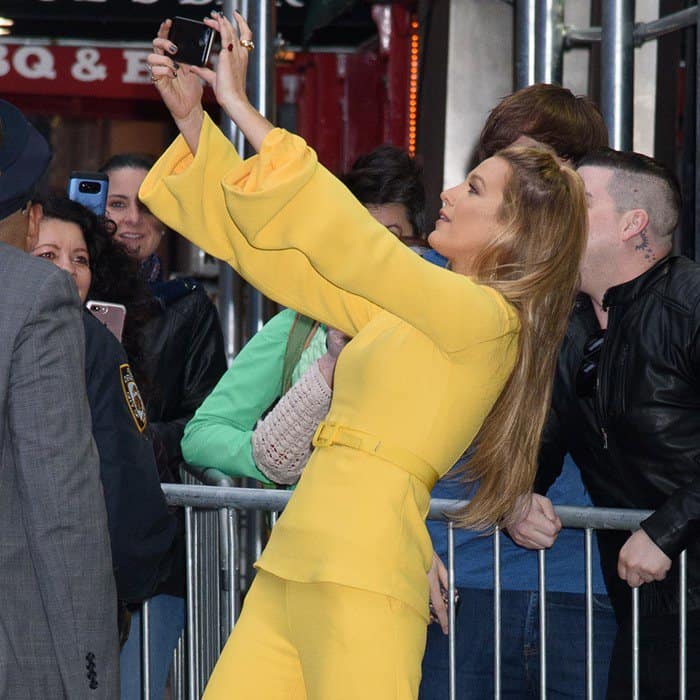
[536,256,700,620]
[138,278,227,598]
[141,278,227,482]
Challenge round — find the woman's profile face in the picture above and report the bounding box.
[32,218,92,303]
[105,166,163,263]
[428,156,511,272]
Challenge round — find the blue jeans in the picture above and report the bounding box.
[120,594,186,700]
[420,588,617,699]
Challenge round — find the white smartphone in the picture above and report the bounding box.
[86,300,126,342]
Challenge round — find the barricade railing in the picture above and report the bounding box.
[138,484,688,700]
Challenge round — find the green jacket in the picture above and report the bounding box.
[181,309,326,483]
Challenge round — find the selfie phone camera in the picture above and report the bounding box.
[67,171,109,217]
[168,16,215,68]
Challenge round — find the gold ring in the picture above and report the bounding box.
[150,74,162,83]
[240,39,254,52]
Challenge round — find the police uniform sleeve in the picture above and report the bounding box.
[83,314,176,603]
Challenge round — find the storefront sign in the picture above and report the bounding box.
[0,42,161,100]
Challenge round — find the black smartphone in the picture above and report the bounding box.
[168,16,215,67]
[67,171,109,217]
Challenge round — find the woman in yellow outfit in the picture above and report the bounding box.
[143,12,588,699]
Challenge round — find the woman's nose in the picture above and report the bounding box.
[57,257,76,278]
[124,201,142,224]
[439,189,454,207]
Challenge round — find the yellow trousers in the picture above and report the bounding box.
[202,570,427,699]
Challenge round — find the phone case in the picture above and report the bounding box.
[87,301,126,342]
[68,171,109,217]
[168,16,215,67]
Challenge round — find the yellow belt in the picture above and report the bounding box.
[312,420,439,490]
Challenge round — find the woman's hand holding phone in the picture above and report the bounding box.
[190,11,273,152]
[148,19,206,152]
[193,12,251,112]
[149,10,272,154]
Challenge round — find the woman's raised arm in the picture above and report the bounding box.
[146,13,518,355]
[195,12,273,153]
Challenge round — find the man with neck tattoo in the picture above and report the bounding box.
[510,148,697,699]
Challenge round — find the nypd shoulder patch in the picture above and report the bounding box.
[119,363,148,433]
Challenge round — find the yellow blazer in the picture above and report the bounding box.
[140,115,520,620]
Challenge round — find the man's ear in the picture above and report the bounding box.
[25,202,43,252]
[620,208,650,243]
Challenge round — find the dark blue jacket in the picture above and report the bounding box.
[84,311,176,604]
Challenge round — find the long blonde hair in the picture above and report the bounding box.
[455,146,588,530]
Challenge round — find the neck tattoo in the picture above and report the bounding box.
[634,230,657,263]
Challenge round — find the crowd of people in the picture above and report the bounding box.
[0,8,698,700]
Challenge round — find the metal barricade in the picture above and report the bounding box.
[134,486,689,700]
[161,469,241,700]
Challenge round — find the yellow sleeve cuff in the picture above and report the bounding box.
[139,112,244,261]
[221,128,318,237]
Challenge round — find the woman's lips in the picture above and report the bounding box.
[435,210,450,227]
[116,232,145,240]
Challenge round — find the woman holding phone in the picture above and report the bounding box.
[143,12,588,699]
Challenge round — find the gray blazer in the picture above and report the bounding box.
[0,243,118,698]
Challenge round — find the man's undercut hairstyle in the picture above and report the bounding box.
[477,83,608,164]
[339,145,426,238]
[578,148,681,243]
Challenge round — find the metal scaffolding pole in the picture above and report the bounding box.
[217,0,276,362]
[218,0,243,365]
[601,0,635,150]
[223,0,278,586]
[566,7,699,47]
[215,0,276,589]
[565,26,602,47]
[515,0,537,89]
[244,0,275,342]
[534,0,564,84]
[635,6,698,44]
